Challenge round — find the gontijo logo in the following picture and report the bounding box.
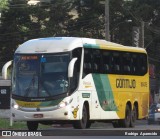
[116,79,136,89]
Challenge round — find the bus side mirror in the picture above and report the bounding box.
[68,58,78,78]
[2,60,13,80]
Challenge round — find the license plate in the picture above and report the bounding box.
[33,114,43,118]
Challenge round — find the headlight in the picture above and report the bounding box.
[12,100,19,110]
[59,102,66,108]
[59,97,73,108]
[13,104,19,109]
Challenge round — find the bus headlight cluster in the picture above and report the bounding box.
[59,97,73,108]
[13,104,19,109]
[12,100,19,110]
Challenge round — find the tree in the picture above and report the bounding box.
[44,0,74,37]
[130,0,160,59]
[110,0,133,45]
[69,0,105,39]
[69,0,134,44]
[0,0,160,69]
[0,0,32,63]
[0,0,9,10]
[130,0,160,93]
[0,0,75,69]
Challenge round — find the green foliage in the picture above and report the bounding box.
[0,0,160,69]
[0,0,31,62]
[0,118,50,130]
[45,0,74,36]
[130,0,160,54]
[69,0,105,39]
[0,0,9,11]
[110,0,132,45]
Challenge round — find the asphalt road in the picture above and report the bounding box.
[1,119,160,138]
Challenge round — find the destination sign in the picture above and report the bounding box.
[21,56,38,60]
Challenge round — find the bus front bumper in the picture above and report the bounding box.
[11,106,73,121]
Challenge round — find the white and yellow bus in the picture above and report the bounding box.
[11,37,149,130]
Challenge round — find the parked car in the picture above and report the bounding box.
[148,103,160,124]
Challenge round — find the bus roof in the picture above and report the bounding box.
[15,37,146,54]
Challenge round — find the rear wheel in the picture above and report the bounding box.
[130,105,137,127]
[27,121,38,131]
[73,105,88,129]
[120,105,131,128]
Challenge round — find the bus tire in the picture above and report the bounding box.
[27,121,38,131]
[130,105,137,127]
[86,121,92,128]
[120,105,131,128]
[73,105,88,129]
[112,120,120,128]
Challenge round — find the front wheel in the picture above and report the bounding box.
[112,120,121,128]
[27,121,39,131]
[73,105,88,129]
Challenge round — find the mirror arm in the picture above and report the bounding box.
[2,60,13,80]
[68,58,78,78]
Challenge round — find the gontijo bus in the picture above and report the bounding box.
[11,37,149,130]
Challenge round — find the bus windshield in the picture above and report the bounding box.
[12,53,70,99]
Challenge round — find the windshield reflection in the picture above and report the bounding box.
[40,54,69,97]
[12,54,69,98]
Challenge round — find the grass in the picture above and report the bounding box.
[0,118,51,130]
[0,118,27,130]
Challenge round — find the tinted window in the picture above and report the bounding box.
[92,50,102,73]
[83,49,92,77]
[123,53,131,74]
[83,48,148,77]
[71,48,82,91]
[112,52,121,74]
[102,51,111,73]
[139,54,147,75]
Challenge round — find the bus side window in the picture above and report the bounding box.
[139,54,147,75]
[83,49,92,77]
[102,51,111,74]
[92,49,102,73]
[122,53,131,75]
[112,52,121,74]
[131,54,138,75]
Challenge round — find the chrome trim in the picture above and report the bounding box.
[18,105,59,112]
